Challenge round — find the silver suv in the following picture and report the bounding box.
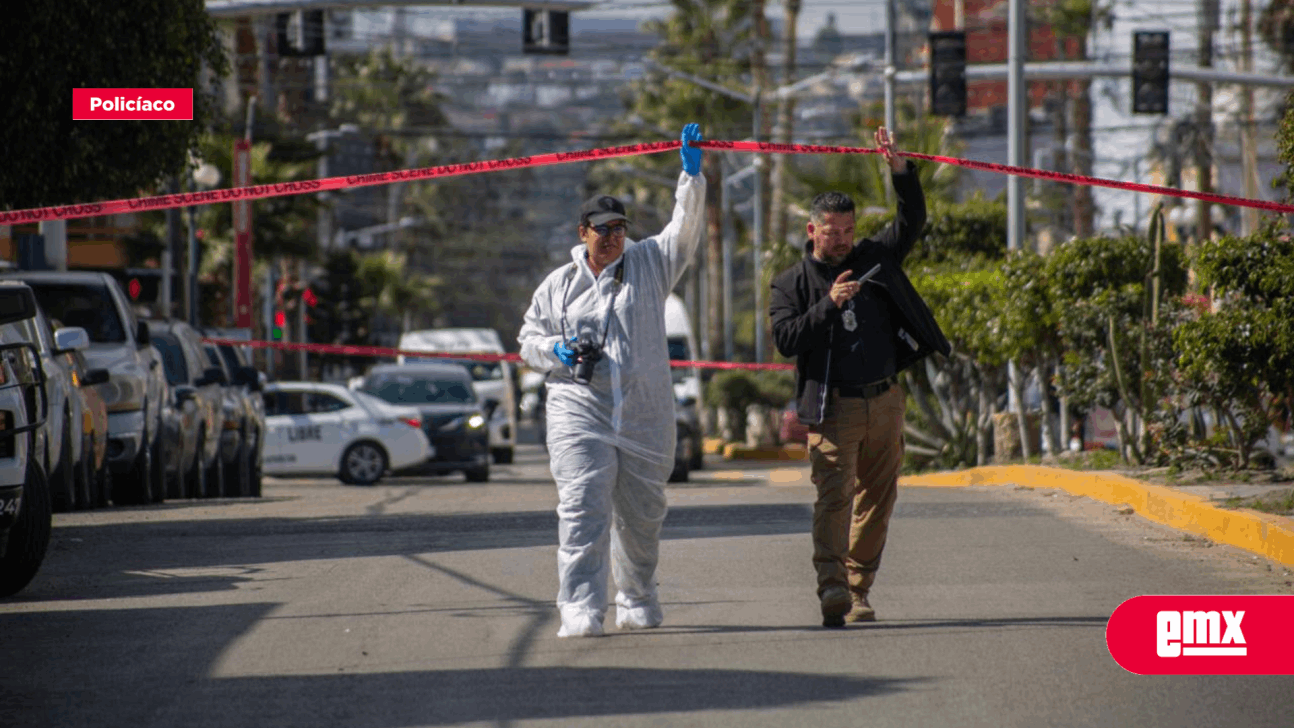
[0,272,167,505]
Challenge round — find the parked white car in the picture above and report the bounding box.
[261,382,433,486]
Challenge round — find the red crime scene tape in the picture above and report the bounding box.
[6,138,1293,223]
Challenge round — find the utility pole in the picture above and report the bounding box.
[752,93,766,363]
[765,0,801,360]
[884,0,896,136]
[1196,0,1219,243]
[884,0,898,204]
[1239,0,1260,235]
[163,177,180,319]
[1007,0,1026,253]
[1006,0,1027,446]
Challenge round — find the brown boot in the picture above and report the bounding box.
[845,594,876,623]
[820,585,851,628]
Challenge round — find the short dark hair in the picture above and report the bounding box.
[809,192,855,223]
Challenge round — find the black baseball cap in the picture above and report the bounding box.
[580,194,629,227]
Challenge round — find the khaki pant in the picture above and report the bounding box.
[806,384,905,600]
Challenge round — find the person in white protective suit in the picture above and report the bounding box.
[518,123,707,638]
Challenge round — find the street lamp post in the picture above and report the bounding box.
[189,162,222,326]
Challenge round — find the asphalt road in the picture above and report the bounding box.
[2,444,1291,728]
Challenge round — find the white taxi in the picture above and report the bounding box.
[261,382,432,485]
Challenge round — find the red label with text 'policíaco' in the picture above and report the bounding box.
[72,88,192,121]
[1106,595,1294,675]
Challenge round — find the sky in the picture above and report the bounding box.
[356,1,888,41]
[579,0,889,40]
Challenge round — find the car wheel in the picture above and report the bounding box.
[224,436,250,498]
[340,442,386,486]
[149,436,167,504]
[668,458,689,483]
[49,414,75,513]
[187,430,206,499]
[464,462,490,483]
[114,431,152,506]
[491,447,514,465]
[247,432,262,498]
[74,433,95,510]
[205,433,226,498]
[94,461,112,509]
[0,460,52,598]
[165,447,185,501]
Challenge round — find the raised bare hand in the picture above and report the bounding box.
[829,270,860,308]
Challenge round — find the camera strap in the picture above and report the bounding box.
[560,259,625,351]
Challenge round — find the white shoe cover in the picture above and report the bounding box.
[557,613,604,638]
[615,597,663,631]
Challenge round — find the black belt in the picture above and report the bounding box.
[834,376,897,399]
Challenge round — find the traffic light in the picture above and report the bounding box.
[276,10,325,57]
[1132,31,1170,114]
[929,31,967,118]
[272,310,285,341]
[523,9,569,55]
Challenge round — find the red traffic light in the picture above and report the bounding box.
[274,310,286,327]
[128,278,142,300]
[302,287,317,307]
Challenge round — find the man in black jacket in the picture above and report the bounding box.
[770,127,950,627]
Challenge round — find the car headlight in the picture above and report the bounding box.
[467,414,486,429]
[101,375,146,413]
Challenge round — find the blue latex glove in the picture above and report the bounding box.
[680,123,703,176]
[554,337,578,366]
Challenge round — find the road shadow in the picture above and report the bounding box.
[0,602,924,728]
[25,498,1049,603]
[664,614,1109,637]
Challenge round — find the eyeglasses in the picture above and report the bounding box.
[591,223,627,238]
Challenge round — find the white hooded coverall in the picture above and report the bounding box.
[518,170,706,630]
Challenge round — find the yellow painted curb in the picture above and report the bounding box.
[722,443,808,461]
[900,465,1294,568]
[703,438,726,455]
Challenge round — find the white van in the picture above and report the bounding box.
[664,294,701,404]
[397,328,517,464]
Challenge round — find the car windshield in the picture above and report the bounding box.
[437,358,502,382]
[150,335,189,385]
[361,373,476,404]
[202,345,224,371]
[667,337,692,384]
[26,283,125,343]
[216,344,240,372]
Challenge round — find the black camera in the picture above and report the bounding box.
[571,339,603,385]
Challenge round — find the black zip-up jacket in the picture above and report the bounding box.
[769,162,951,425]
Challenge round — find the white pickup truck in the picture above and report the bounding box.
[0,272,167,505]
[0,283,52,597]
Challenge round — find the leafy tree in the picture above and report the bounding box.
[593,0,757,362]
[1275,91,1294,200]
[898,198,1010,468]
[1259,0,1294,74]
[0,0,226,209]
[1034,0,1113,237]
[1174,221,1294,468]
[1046,233,1187,463]
[768,105,971,281]
[907,267,1007,468]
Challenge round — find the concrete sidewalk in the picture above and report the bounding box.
[700,442,1294,568]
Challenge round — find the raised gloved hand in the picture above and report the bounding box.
[554,337,579,366]
[680,123,703,176]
